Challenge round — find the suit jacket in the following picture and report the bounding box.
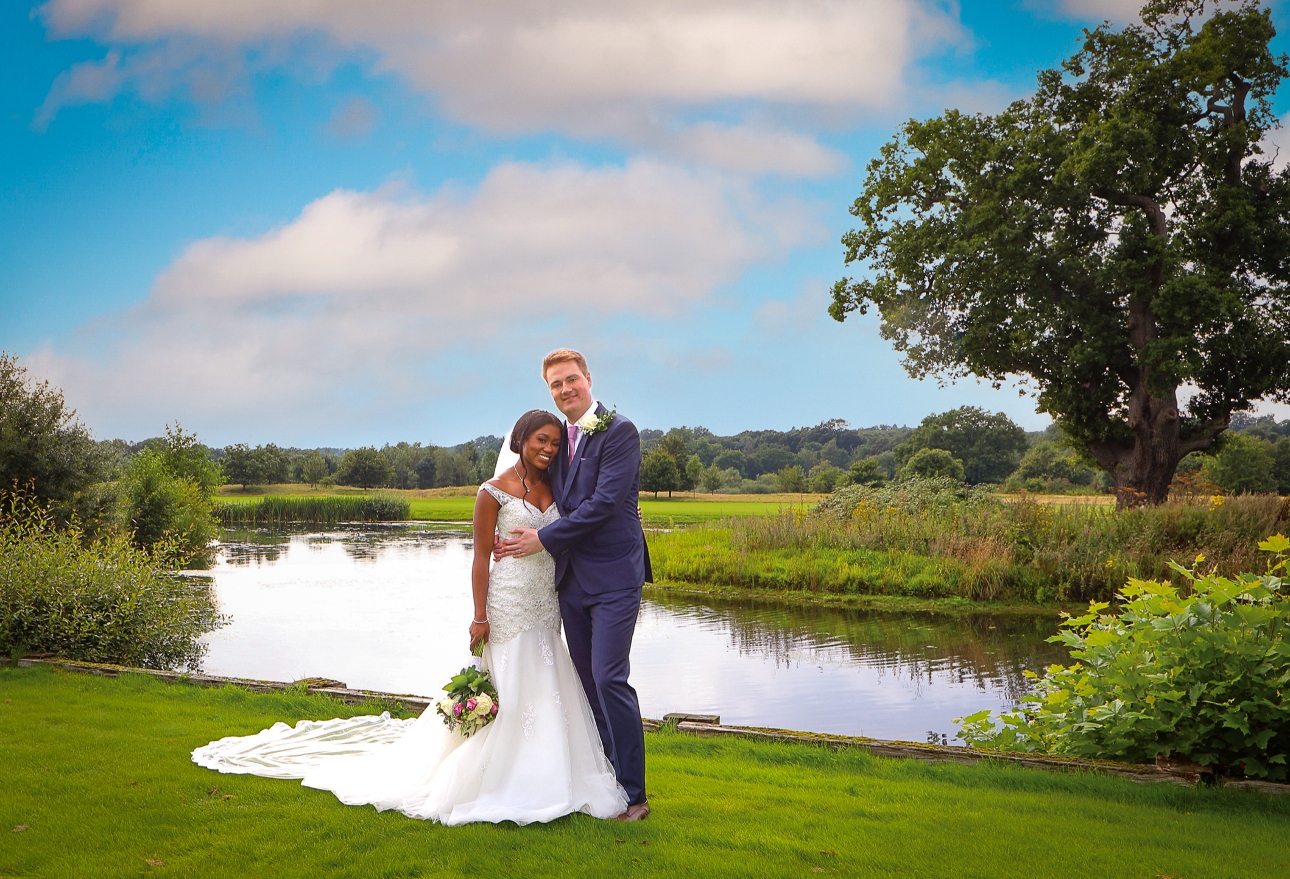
[538,404,652,594]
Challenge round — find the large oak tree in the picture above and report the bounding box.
[830,1,1290,504]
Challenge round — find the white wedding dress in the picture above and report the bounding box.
[191,483,628,825]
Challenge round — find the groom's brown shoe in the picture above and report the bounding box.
[616,802,650,822]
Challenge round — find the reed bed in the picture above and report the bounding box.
[214,495,410,525]
[649,480,1289,603]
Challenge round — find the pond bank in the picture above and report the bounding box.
[645,581,1072,616]
[3,664,1287,879]
[647,493,1289,604]
[15,657,1287,796]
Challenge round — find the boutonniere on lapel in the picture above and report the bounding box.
[576,406,616,437]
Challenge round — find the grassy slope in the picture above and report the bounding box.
[648,527,998,599]
[3,666,1288,879]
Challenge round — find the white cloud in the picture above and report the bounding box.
[1028,0,1144,22]
[30,159,822,441]
[36,0,962,174]
[33,50,124,130]
[324,96,378,138]
[661,122,847,178]
[1259,121,1290,172]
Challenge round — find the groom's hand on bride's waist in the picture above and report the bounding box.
[496,527,544,559]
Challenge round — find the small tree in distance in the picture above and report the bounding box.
[775,465,806,493]
[301,452,328,487]
[337,447,393,489]
[900,448,966,482]
[683,455,703,494]
[640,447,680,498]
[1206,433,1278,494]
[849,458,886,487]
[894,407,1027,485]
[700,463,724,494]
[414,453,437,489]
[221,444,263,489]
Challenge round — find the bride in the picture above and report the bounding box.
[191,409,629,825]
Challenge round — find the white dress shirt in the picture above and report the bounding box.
[567,398,599,462]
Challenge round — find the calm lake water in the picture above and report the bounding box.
[199,525,1068,744]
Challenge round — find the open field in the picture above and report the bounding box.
[3,664,1288,879]
[213,484,1124,525]
[216,485,816,524]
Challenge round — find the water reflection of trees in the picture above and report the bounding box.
[217,525,470,565]
[217,528,291,565]
[643,594,1069,701]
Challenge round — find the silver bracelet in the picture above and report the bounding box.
[472,618,488,625]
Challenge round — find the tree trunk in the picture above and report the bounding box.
[1087,381,1228,508]
[1089,388,1184,507]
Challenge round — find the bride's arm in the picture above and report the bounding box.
[470,490,500,650]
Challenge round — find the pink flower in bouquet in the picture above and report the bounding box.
[490,704,498,715]
[466,698,478,712]
[452,702,463,717]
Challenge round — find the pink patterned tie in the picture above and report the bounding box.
[567,424,578,463]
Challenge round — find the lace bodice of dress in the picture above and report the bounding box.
[480,482,563,644]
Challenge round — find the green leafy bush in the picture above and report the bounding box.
[815,477,995,519]
[957,536,1290,780]
[898,448,965,481]
[119,450,219,567]
[0,353,105,510]
[0,490,227,670]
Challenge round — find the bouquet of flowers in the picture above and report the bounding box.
[436,658,499,736]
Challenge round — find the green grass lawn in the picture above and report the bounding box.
[408,495,814,525]
[408,496,477,521]
[3,665,1288,878]
[216,485,814,524]
[638,495,816,526]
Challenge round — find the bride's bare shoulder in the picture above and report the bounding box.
[483,474,522,498]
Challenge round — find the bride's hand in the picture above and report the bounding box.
[469,620,490,651]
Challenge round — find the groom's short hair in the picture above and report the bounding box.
[543,348,589,378]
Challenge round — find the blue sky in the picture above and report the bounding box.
[2,0,1286,446]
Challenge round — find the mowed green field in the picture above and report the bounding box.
[216,485,815,524]
[409,494,818,524]
[4,664,1288,879]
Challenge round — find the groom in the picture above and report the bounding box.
[497,349,651,821]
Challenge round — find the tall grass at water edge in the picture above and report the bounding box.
[649,479,1289,603]
[214,495,410,525]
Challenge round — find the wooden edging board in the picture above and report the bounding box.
[14,656,1288,796]
[15,656,435,713]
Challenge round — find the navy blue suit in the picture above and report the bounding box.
[539,404,650,805]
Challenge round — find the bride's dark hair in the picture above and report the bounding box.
[509,410,562,454]
[508,410,562,502]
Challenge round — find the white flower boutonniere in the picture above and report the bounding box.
[576,406,616,436]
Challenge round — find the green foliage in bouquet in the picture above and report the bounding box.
[958,536,1290,779]
[435,662,499,737]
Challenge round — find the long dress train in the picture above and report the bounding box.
[191,483,628,825]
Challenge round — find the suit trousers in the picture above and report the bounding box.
[558,570,646,806]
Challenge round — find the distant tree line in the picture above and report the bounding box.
[212,439,501,491]
[7,347,1288,561]
[638,407,1290,498]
